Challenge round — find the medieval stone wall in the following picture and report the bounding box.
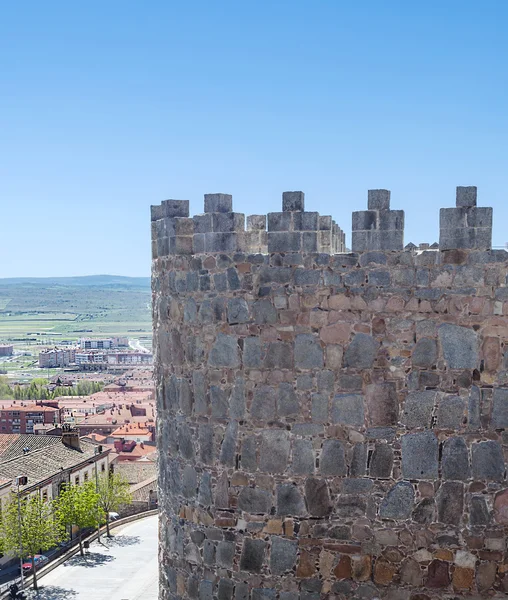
[152,188,508,600]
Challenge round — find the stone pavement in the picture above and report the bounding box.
[25,515,158,600]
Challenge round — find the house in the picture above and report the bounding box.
[110,423,154,443]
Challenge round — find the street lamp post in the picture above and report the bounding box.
[92,446,102,543]
[14,475,28,590]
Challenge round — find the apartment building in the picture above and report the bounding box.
[0,404,61,434]
[38,348,76,368]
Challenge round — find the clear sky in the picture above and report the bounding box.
[1,1,507,277]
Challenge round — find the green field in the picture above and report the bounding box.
[0,276,152,381]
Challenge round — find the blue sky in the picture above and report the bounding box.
[1,1,507,277]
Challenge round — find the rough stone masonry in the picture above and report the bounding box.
[152,187,508,600]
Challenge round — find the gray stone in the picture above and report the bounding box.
[368,189,391,210]
[268,212,292,232]
[437,481,464,525]
[369,443,393,478]
[240,538,266,573]
[491,388,508,428]
[252,589,276,600]
[230,377,246,420]
[317,370,334,392]
[319,439,347,476]
[293,211,318,231]
[178,422,194,459]
[199,424,214,463]
[456,186,477,207]
[294,268,320,286]
[342,478,374,493]
[311,393,328,423]
[227,298,250,324]
[238,487,272,514]
[264,342,293,369]
[182,465,198,498]
[267,231,301,252]
[291,439,315,475]
[198,472,213,506]
[218,579,234,600]
[412,338,438,368]
[437,395,465,429]
[247,215,266,231]
[214,272,228,292]
[401,431,439,479]
[276,483,307,516]
[470,496,490,526]
[442,437,470,480]
[235,582,249,600]
[193,372,207,416]
[331,393,365,426]
[259,430,290,473]
[336,494,366,517]
[304,477,332,517]
[179,378,193,415]
[204,193,233,213]
[253,299,277,324]
[212,212,245,233]
[219,421,238,466]
[365,383,399,426]
[344,333,379,368]
[412,497,436,524]
[401,390,436,428]
[368,270,391,286]
[277,383,299,417]
[243,337,263,368]
[380,481,414,519]
[270,536,298,575]
[241,436,257,470]
[471,441,505,481]
[295,334,324,369]
[208,334,241,368]
[199,580,213,600]
[211,386,229,419]
[467,385,481,430]
[282,191,305,212]
[438,323,479,369]
[216,541,235,568]
[251,385,276,421]
[351,443,367,476]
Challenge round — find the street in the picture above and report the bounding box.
[24,515,158,600]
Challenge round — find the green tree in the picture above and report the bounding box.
[0,494,63,590]
[96,472,132,537]
[55,481,99,556]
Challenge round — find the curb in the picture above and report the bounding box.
[1,509,158,597]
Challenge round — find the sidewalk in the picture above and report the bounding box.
[23,515,158,600]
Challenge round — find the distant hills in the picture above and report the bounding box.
[0,275,151,288]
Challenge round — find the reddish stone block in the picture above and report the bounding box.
[296,549,317,578]
[352,555,372,582]
[452,566,474,590]
[426,559,450,589]
[333,555,352,580]
[374,559,397,585]
[494,488,508,524]
[320,322,350,344]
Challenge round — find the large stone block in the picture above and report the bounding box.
[437,481,464,525]
[380,482,414,519]
[295,334,324,369]
[240,538,266,573]
[276,483,307,516]
[270,536,298,575]
[319,440,347,476]
[259,430,290,473]
[436,395,465,429]
[456,186,477,207]
[369,443,393,478]
[204,193,233,213]
[238,488,272,514]
[331,394,365,426]
[401,391,436,428]
[401,431,439,479]
[282,191,305,212]
[491,388,508,428]
[441,437,470,480]
[471,441,505,481]
[365,383,399,426]
[438,323,478,369]
[368,189,390,210]
[304,477,332,516]
[344,333,379,368]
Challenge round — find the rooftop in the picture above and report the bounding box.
[0,434,110,492]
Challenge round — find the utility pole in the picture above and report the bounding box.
[94,446,101,543]
[15,475,28,590]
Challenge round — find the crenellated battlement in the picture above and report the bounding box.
[151,186,494,259]
[150,191,346,258]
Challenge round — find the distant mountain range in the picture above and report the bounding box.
[0,275,151,287]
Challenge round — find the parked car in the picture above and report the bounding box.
[108,512,120,521]
[21,555,48,574]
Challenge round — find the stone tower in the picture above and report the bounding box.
[152,187,508,599]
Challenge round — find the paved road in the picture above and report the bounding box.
[25,515,158,600]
